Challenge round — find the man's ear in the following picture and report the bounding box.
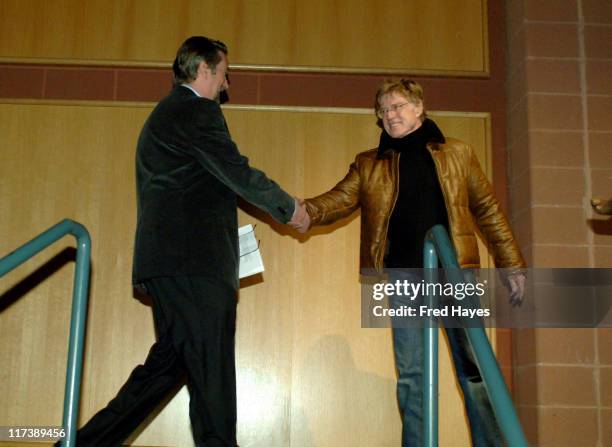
[415,101,424,117]
[197,61,209,79]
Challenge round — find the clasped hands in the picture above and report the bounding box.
[289,197,310,233]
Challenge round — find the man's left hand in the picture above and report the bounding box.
[507,273,526,307]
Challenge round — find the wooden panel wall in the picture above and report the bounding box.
[0,102,492,446]
[0,0,488,75]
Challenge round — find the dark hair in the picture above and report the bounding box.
[172,36,228,86]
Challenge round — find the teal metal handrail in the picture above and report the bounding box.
[0,219,91,447]
[422,224,527,447]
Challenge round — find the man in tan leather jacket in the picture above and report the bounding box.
[301,79,526,447]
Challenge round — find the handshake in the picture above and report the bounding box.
[289,197,311,233]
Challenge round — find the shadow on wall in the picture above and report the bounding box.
[0,247,78,313]
[292,334,398,447]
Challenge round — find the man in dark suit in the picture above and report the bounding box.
[70,36,310,447]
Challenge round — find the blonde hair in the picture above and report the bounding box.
[375,79,427,122]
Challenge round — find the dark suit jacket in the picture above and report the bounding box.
[132,86,295,289]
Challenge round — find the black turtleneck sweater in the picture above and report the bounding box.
[380,119,449,268]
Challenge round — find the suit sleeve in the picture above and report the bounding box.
[189,100,295,223]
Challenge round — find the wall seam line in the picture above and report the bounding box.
[578,2,601,446]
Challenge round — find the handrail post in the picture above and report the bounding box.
[422,241,439,447]
[61,223,91,447]
[424,225,528,447]
[0,219,91,447]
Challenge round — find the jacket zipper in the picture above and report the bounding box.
[377,151,400,270]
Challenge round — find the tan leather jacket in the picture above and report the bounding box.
[305,137,526,271]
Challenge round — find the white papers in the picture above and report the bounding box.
[238,224,264,278]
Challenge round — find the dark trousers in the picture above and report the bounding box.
[74,276,238,447]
